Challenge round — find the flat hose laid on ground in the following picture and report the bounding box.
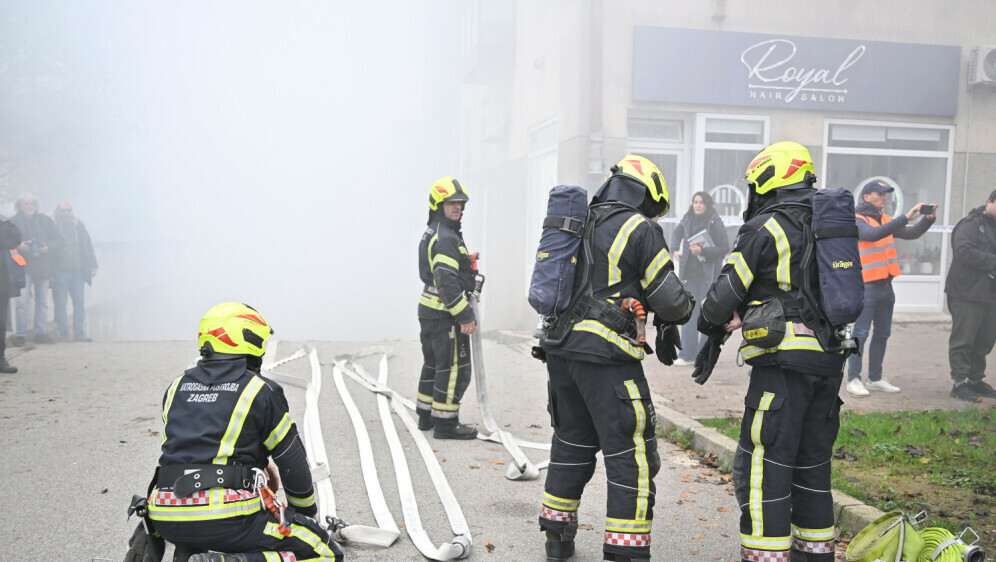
[329,361,401,545]
[264,347,400,547]
[370,355,472,560]
[468,293,549,480]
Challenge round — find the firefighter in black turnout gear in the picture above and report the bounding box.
[698,142,845,562]
[538,156,694,562]
[416,177,479,440]
[125,303,342,562]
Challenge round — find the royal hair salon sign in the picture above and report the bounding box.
[633,27,960,117]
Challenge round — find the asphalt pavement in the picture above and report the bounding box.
[0,336,742,561]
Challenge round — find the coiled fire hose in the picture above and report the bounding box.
[621,298,647,345]
[917,527,987,562]
[846,510,925,562]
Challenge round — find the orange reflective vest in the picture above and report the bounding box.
[856,214,901,282]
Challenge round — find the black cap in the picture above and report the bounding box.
[860,179,895,197]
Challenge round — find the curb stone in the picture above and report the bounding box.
[650,391,885,537]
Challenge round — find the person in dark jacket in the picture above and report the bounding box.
[538,155,693,562]
[9,194,60,345]
[671,191,729,365]
[698,142,845,562]
[945,189,996,401]
[0,217,21,373]
[51,202,98,342]
[846,180,935,397]
[125,302,342,562]
[415,177,479,440]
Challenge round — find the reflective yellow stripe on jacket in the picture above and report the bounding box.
[739,321,829,360]
[573,319,645,360]
[148,488,262,522]
[213,377,265,464]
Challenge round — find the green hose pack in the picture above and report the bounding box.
[846,510,988,562]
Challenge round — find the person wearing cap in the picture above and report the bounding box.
[847,180,936,397]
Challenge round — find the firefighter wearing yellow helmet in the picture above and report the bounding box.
[125,303,343,562]
[415,177,479,439]
[698,142,844,562]
[537,155,693,562]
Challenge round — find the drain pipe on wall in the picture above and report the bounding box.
[962,88,974,218]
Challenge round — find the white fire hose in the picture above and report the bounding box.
[468,294,549,480]
[262,347,399,547]
[369,355,472,560]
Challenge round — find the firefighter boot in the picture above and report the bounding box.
[433,418,478,440]
[545,521,578,561]
[188,554,248,562]
[418,410,435,431]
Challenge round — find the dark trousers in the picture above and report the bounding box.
[540,355,660,559]
[948,296,996,383]
[154,507,342,561]
[416,317,471,419]
[848,281,895,382]
[677,277,710,361]
[733,365,842,562]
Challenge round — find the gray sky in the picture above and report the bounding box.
[1,1,467,341]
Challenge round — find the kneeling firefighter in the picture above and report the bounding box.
[415,177,479,439]
[124,303,342,562]
[537,155,694,562]
[697,142,846,562]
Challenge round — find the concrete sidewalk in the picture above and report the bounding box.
[499,312,996,536]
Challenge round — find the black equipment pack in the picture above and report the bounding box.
[757,187,863,354]
[537,202,642,349]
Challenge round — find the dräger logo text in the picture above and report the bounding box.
[832,260,854,269]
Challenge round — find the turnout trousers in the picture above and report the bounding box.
[733,365,843,562]
[539,354,661,560]
[151,496,342,561]
[416,317,472,420]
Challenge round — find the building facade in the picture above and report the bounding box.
[459,0,996,330]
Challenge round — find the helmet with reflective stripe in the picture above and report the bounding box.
[744,141,815,195]
[198,302,273,357]
[428,177,469,211]
[610,155,670,216]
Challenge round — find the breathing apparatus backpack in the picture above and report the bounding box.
[747,188,864,354]
[528,185,589,322]
[532,199,643,350]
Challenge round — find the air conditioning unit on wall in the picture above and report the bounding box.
[968,46,996,87]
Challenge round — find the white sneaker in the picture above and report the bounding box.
[865,378,901,393]
[671,358,694,366]
[846,378,870,397]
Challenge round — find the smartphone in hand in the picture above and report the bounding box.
[920,204,936,215]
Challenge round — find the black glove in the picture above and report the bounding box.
[654,322,682,365]
[123,522,165,562]
[691,336,724,385]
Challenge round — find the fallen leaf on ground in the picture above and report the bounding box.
[489,461,505,465]
[484,542,495,553]
[717,507,728,512]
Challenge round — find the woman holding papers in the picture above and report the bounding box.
[671,191,730,365]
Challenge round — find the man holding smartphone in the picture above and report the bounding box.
[847,179,936,397]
